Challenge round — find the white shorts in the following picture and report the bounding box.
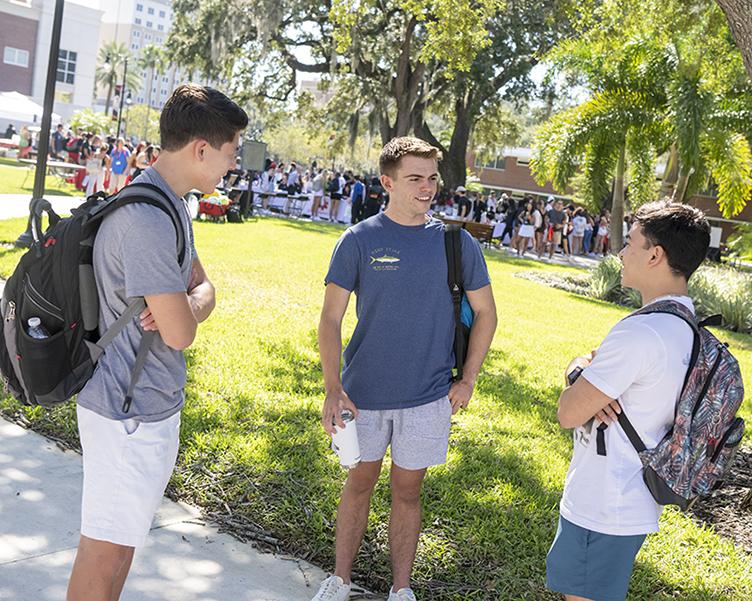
[77,405,181,547]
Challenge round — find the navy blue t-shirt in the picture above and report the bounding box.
[325,213,491,410]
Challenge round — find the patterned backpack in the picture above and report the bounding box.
[595,300,745,510]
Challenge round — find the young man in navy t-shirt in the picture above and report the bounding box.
[313,137,498,601]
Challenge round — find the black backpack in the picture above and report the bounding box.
[0,183,186,410]
[444,225,475,381]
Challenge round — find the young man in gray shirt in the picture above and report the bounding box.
[67,85,247,601]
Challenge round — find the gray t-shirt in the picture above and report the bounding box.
[77,168,196,422]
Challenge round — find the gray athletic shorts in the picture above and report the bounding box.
[356,395,452,470]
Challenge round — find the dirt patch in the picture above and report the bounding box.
[690,446,752,552]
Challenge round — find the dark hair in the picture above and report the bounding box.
[634,200,710,280]
[379,136,442,176]
[160,84,248,151]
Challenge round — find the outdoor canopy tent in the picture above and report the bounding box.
[0,91,61,125]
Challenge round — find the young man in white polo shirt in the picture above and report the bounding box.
[548,201,710,601]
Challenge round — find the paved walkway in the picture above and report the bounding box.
[0,194,84,222]
[0,417,344,600]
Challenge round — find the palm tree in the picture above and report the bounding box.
[138,45,167,139]
[95,42,139,116]
[532,39,673,252]
[665,65,752,217]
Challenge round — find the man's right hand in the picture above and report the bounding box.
[321,387,359,435]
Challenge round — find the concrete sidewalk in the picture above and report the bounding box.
[0,194,84,221]
[0,417,345,601]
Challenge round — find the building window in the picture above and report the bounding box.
[135,17,142,25]
[56,49,76,84]
[515,157,530,167]
[147,7,154,15]
[156,37,162,43]
[145,34,152,40]
[137,96,144,103]
[483,156,506,171]
[157,24,164,31]
[159,10,165,18]
[3,47,30,68]
[146,21,152,28]
[136,3,143,11]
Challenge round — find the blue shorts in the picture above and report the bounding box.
[546,516,646,601]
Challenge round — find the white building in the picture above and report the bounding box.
[98,0,184,110]
[1,0,104,123]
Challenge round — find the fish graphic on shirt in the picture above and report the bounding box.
[370,255,401,265]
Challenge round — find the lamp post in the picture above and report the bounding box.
[115,57,128,138]
[123,91,132,141]
[15,0,65,248]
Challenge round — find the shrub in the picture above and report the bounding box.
[586,259,752,333]
[689,264,752,332]
[588,255,623,302]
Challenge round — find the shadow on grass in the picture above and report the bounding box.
[174,340,748,600]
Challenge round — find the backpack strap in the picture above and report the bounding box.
[596,300,699,457]
[444,224,465,381]
[86,183,187,266]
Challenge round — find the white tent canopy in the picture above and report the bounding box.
[0,91,61,126]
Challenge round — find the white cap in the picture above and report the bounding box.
[456,186,466,192]
[28,317,41,328]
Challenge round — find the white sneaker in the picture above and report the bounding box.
[388,588,417,601]
[311,575,351,601]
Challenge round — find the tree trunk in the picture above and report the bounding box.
[610,145,626,253]
[659,144,679,199]
[716,0,752,81]
[673,166,691,203]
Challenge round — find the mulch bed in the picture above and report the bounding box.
[690,446,752,552]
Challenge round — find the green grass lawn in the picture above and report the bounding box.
[0,157,78,196]
[1,218,752,600]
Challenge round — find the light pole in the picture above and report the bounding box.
[123,91,132,140]
[116,57,128,138]
[16,0,65,248]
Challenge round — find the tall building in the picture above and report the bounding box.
[98,0,184,110]
[0,0,103,122]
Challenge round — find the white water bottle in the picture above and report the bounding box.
[27,317,49,340]
[331,410,361,469]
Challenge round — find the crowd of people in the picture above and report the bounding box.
[436,187,634,259]
[239,160,632,260]
[45,124,163,197]
[248,159,386,224]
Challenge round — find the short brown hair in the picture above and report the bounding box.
[379,136,442,176]
[634,200,710,280]
[160,84,248,151]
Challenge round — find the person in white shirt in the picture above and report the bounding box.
[547,200,711,601]
[571,208,587,256]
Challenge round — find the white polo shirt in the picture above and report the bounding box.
[559,295,695,536]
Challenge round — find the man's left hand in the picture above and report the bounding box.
[449,379,474,414]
